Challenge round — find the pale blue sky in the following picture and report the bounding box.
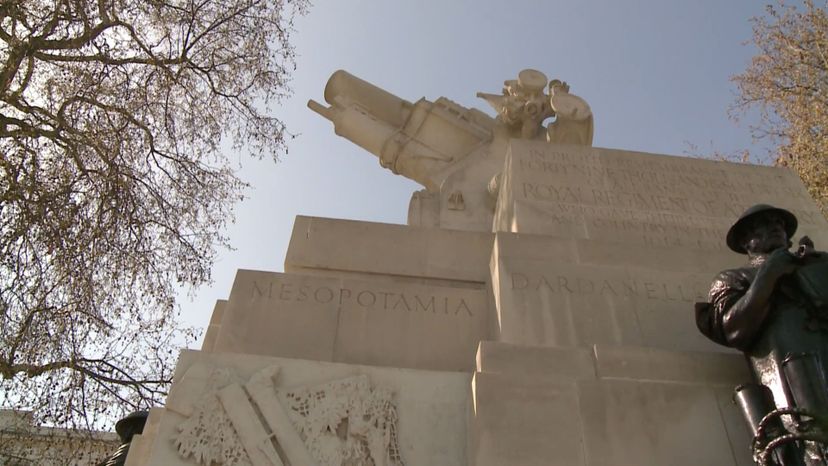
[179,1,778,341]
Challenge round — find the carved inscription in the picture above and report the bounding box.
[522,202,730,250]
[521,182,740,217]
[251,280,475,317]
[525,202,728,228]
[523,146,805,195]
[502,145,828,246]
[516,148,822,226]
[510,272,708,303]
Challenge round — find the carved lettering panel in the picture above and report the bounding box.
[496,141,828,250]
[212,270,491,371]
[250,279,476,317]
[494,257,724,352]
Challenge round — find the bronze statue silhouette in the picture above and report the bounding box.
[697,204,828,465]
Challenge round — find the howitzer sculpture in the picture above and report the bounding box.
[697,205,828,465]
[308,69,593,231]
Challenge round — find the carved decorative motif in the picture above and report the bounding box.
[282,375,405,466]
[174,368,251,465]
[447,191,465,211]
[476,69,593,145]
[172,366,404,466]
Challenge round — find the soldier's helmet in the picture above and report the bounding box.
[726,204,798,254]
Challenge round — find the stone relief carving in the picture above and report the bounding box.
[172,365,404,466]
[447,191,465,211]
[174,367,251,465]
[477,70,593,145]
[477,69,552,139]
[546,79,594,146]
[282,375,404,466]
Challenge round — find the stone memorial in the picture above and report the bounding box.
[126,69,828,465]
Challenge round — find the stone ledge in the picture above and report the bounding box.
[286,215,493,283]
[474,340,748,387]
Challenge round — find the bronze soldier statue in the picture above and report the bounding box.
[697,204,828,465]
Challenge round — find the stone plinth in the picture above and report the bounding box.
[286,215,494,284]
[469,341,753,466]
[494,141,828,249]
[139,351,470,466]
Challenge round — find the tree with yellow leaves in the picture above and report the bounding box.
[732,0,828,216]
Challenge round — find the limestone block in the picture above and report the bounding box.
[212,269,492,371]
[578,379,751,466]
[200,300,226,352]
[468,342,752,466]
[475,340,748,386]
[125,407,164,466]
[491,231,740,274]
[493,251,719,351]
[475,340,595,379]
[593,344,749,385]
[494,140,828,250]
[212,270,340,363]
[490,231,828,356]
[489,232,766,353]
[285,215,493,284]
[123,435,147,466]
[137,350,470,466]
[470,371,585,466]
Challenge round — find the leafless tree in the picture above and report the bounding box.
[731,0,828,216]
[0,0,308,431]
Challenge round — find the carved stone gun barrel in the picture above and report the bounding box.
[308,70,413,159]
[321,70,413,128]
[308,70,494,191]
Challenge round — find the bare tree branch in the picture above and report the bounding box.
[0,0,309,432]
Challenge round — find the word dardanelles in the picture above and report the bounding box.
[251,280,474,316]
[511,273,706,303]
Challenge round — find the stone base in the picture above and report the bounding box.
[134,350,470,466]
[468,341,753,466]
